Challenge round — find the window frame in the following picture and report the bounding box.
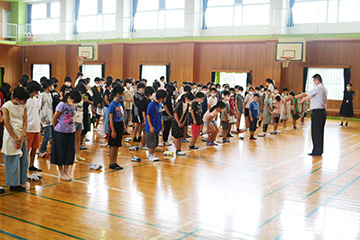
[31,2,60,35]
[31,63,52,83]
[79,64,105,87]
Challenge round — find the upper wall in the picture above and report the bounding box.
[0,44,23,87]
[0,1,11,41]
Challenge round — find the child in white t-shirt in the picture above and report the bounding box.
[1,87,30,192]
[26,81,43,172]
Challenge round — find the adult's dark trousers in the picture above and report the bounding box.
[163,120,172,142]
[311,109,326,155]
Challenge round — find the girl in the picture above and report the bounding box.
[51,89,82,181]
[172,92,194,156]
[190,92,205,149]
[280,87,291,132]
[258,90,273,137]
[202,101,226,146]
[339,83,355,127]
[271,95,282,134]
[74,83,87,162]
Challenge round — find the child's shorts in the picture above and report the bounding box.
[204,120,216,127]
[26,132,40,151]
[244,108,249,117]
[108,122,124,147]
[221,121,230,131]
[249,118,258,131]
[273,113,280,123]
[171,119,185,139]
[191,124,202,138]
[145,132,159,148]
[75,122,84,131]
[292,113,300,120]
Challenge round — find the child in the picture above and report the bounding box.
[74,83,87,162]
[38,79,54,158]
[280,87,291,132]
[51,90,82,181]
[91,77,104,131]
[244,87,254,130]
[339,83,355,127]
[162,84,175,146]
[234,86,244,133]
[228,88,236,136]
[50,77,61,113]
[172,92,194,156]
[290,91,300,129]
[145,89,168,161]
[139,86,155,150]
[258,90,273,137]
[123,78,134,135]
[221,91,231,143]
[26,81,43,172]
[1,87,30,192]
[103,76,113,138]
[108,85,126,170]
[271,95,282,134]
[202,101,226,146]
[59,76,73,98]
[79,79,94,149]
[300,94,309,126]
[190,92,205,149]
[132,82,145,142]
[249,93,260,140]
[208,87,218,110]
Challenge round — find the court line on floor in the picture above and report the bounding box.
[339,133,358,143]
[149,220,195,240]
[0,229,27,240]
[0,212,85,240]
[257,146,360,234]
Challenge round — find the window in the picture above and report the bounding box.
[219,72,248,88]
[31,2,60,34]
[134,0,185,30]
[31,64,51,83]
[205,0,270,28]
[81,65,104,86]
[305,68,344,100]
[293,0,360,24]
[77,0,116,33]
[140,65,167,87]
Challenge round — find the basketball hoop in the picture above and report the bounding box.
[280,57,292,68]
[77,56,87,67]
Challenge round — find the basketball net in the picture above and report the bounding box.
[280,57,292,68]
[77,56,87,66]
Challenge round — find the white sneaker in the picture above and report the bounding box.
[176,151,186,156]
[84,137,90,142]
[140,146,149,150]
[257,133,266,137]
[164,141,172,146]
[100,142,108,147]
[147,155,159,162]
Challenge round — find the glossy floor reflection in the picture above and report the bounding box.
[1,118,360,239]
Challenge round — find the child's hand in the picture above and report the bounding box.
[150,126,155,134]
[178,122,184,128]
[250,117,253,122]
[15,138,22,149]
[194,120,197,125]
[111,130,116,139]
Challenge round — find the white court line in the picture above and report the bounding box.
[339,133,358,143]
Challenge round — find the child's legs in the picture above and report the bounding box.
[75,129,82,156]
[190,125,200,146]
[124,110,131,131]
[29,149,37,166]
[211,125,219,141]
[236,113,241,129]
[133,123,140,138]
[274,123,278,131]
[149,148,155,155]
[109,146,118,164]
[40,126,52,153]
[346,117,350,123]
[263,124,268,133]
[175,138,182,151]
[341,116,344,122]
[163,120,171,142]
[4,154,21,186]
[293,119,297,127]
[282,119,287,128]
[103,106,109,134]
[183,125,188,137]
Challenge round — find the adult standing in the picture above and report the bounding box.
[295,74,327,156]
[339,83,355,127]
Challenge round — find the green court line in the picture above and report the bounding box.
[0,229,27,240]
[0,212,85,240]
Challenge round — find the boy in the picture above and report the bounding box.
[38,79,54,158]
[290,91,300,129]
[123,78,134,135]
[50,77,61,113]
[190,92,205,149]
[2,87,30,192]
[249,93,260,140]
[139,86,155,150]
[26,81,43,172]
[132,82,145,142]
[208,87,218,109]
[145,89,168,161]
[234,86,244,133]
[91,77,104,131]
[59,76,73,98]
[108,85,126,170]
[221,91,231,143]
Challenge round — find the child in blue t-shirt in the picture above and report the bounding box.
[108,85,126,170]
[249,93,260,140]
[145,89,168,161]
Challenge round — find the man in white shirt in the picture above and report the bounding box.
[295,74,327,156]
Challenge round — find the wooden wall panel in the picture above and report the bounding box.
[0,44,23,87]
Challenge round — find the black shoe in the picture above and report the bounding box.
[29,166,42,172]
[308,153,322,156]
[258,121,262,127]
[345,122,348,127]
[340,122,343,126]
[10,186,26,192]
[124,132,130,136]
[185,134,191,138]
[0,188,5,194]
[227,133,233,138]
[109,163,123,170]
[189,145,199,149]
[137,137,141,142]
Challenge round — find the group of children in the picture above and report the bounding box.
[0,74,309,193]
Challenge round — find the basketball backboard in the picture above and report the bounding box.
[276,42,304,61]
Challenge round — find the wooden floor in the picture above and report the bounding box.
[1,118,360,240]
